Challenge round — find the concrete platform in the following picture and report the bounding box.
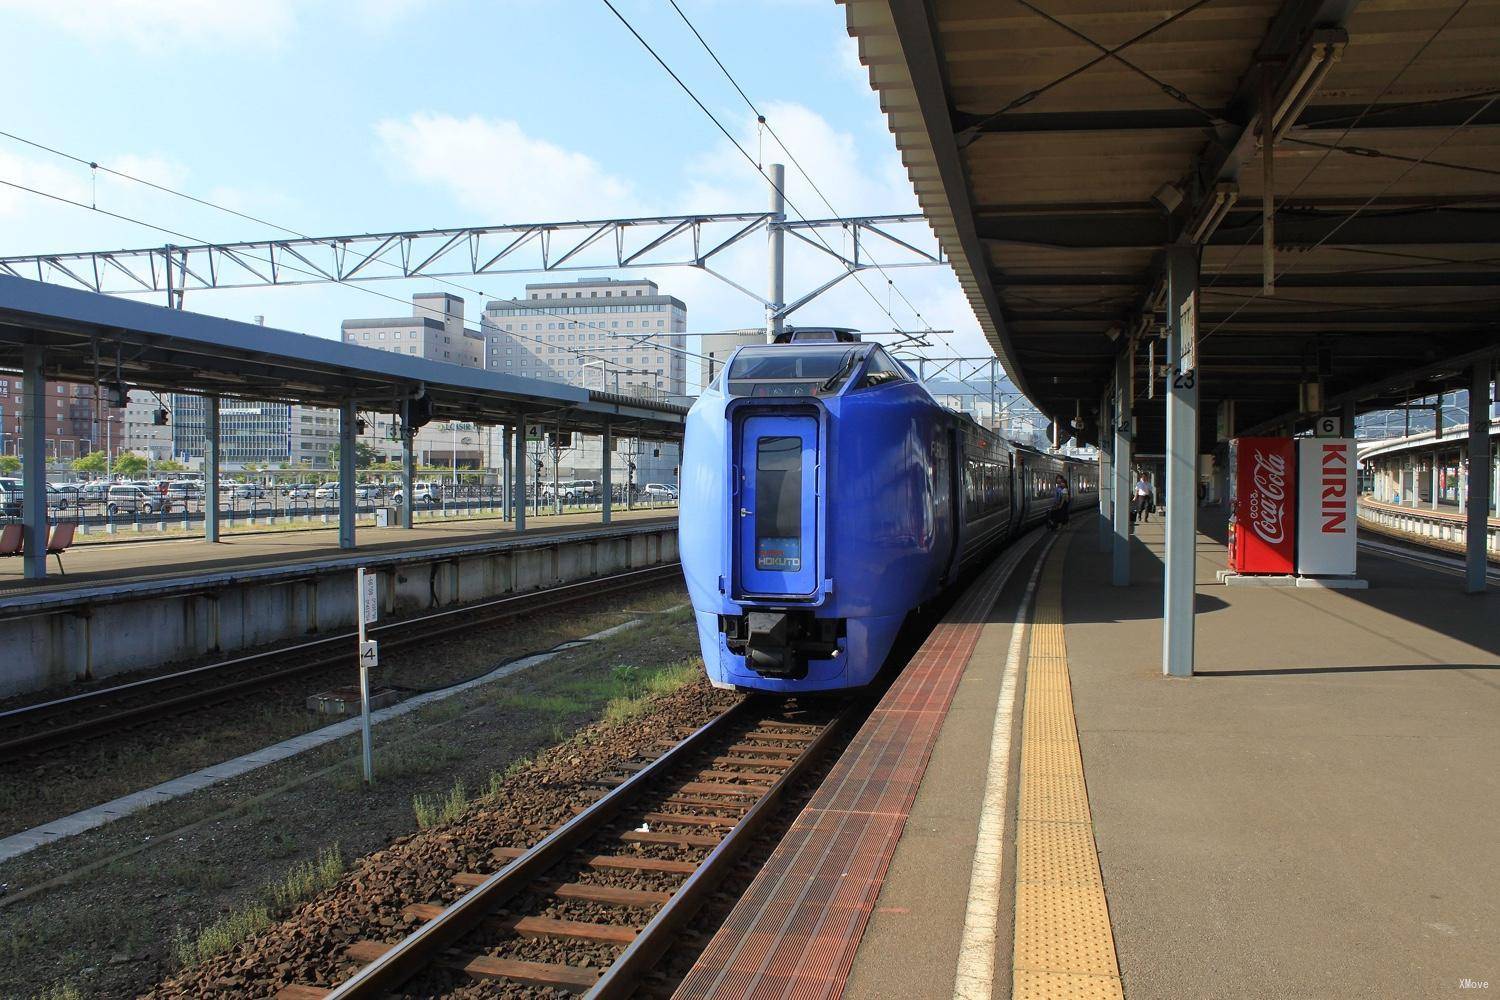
[827,513,1497,999]
[0,507,673,599]
[0,511,678,697]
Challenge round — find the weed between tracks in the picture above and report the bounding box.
[171,844,345,967]
[0,585,702,999]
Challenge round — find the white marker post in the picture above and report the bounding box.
[356,568,379,785]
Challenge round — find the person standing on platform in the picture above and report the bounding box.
[1047,474,1070,532]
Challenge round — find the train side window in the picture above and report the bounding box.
[856,348,909,389]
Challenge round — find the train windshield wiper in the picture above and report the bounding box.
[819,350,859,393]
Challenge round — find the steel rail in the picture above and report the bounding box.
[322,701,852,999]
[587,703,853,999]
[0,563,682,762]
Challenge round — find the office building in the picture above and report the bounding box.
[481,278,688,396]
[0,378,123,464]
[341,292,483,367]
[700,329,765,390]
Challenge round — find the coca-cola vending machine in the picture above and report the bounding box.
[1228,437,1297,574]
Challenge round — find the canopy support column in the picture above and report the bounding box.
[1112,349,1132,587]
[601,424,613,526]
[338,398,356,550]
[1466,364,1491,594]
[1098,389,1113,553]
[513,416,527,534]
[400,399,415,529]
[501,426,512,521]
[21,345,47,580]
[205,395,221,542]
[1162,245,1200,678]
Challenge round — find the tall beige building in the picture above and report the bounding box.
[699,329,766,390]
[337,292,486,468]
[341,292,482,367]
[481,278,687,396]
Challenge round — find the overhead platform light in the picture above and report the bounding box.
[1266,30,1348,144]
[1186,184,1239,246]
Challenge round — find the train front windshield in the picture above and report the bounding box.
[727,345,869,398]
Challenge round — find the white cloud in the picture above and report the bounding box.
[374,113,641,222]
[0,0,433,51]
[0,0,299,50]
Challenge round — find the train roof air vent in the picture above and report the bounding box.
[773,327,861,344]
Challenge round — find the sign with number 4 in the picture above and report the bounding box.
[359,640,379,668]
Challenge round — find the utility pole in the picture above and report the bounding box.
[766,162,785,343]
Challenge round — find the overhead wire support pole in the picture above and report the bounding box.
[1112,347,1133,587]
[400,399,415,530]
[1163,245,1201,677]
[1466,363,1492,594]
[338,399,357,550]
[766,163,786,342]
[205,395,221,542]
[21,345,47,580]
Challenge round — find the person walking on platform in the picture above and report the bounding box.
[1132,473,1152,524]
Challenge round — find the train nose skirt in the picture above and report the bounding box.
[724,610,844,680]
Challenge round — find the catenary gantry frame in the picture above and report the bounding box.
[0,211,943,327]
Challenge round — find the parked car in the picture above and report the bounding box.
[164,481,203,506]
[0,478,21,517]
[230,483,267,500]
[314,482,339,501]
[287,484,314,500]
[642,483,678,500]
[77,482,109,504]
[413,482,442,504]
[106,484,173,516]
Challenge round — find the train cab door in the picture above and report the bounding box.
[735,414,819,598]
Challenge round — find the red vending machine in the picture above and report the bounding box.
[1227,436,1297,574]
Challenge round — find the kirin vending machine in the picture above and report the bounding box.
[1227,436,1297,574]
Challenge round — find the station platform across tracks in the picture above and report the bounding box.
[0,508,674,598]
[675,511,1498,1000]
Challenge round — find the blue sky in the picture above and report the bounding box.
[0,0,991,370]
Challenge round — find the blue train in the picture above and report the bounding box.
[680,330,1097,694]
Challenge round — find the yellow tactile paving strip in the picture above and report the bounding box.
[1013,535,1124,1000]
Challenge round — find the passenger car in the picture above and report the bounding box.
[679,335,1095,694]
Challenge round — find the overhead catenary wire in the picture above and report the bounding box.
[599,0,927,346]
[1200,91,1498,344]
[0,131,716,375]
[0,175,706,386]
[663,0,960,358]
[1195,0,1486,349]
[1202,0,1476,294]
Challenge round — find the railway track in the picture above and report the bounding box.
[276,698,855,999]
[0,563,682,763]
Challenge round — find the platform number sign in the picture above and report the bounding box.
[361,571,378,624]
[1315,415,1342,438]
[1172,290,1198,391]
[359,640,379,667]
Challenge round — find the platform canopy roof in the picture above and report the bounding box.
[843,0,1500,448]
[0,276,687,439]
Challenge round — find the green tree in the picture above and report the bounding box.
[71,452,108,474]
[155,458,189,473]
[0,455,20,475]
[113,453,148,477]
[328,442,379,469]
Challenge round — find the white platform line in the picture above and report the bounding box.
[0,618,645,864]
[952,536,1053,1000]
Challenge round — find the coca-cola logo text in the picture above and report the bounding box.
[1249,450,1287,545]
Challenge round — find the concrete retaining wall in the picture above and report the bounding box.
[2,526,678,698]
